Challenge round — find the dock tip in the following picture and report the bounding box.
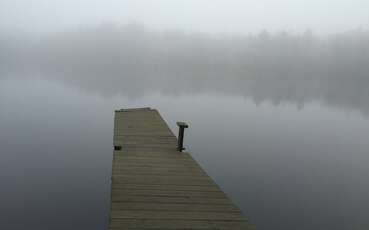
[116,107,152,112]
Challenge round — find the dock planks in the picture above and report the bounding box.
[109,108,254,230]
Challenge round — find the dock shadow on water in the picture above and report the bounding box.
[1,25,369,230]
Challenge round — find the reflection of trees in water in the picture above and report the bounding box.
[1,24,369,114]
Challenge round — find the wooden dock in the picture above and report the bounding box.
[109,108,254,230]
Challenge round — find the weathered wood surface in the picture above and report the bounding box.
[109,107,254,230]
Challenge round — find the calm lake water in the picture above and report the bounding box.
[1,77,369,230]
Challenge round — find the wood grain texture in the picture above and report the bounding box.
[109,108,254,229]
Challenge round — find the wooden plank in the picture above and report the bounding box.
[112,158,201,166]
[111,202,241,212]
[111,195,233,205]
[112,170,206,177]
[114,154,194,160]
[112,164,204,171]
[110,210,245,220]
[112,175,215,185]
[111,184,221,192]
[109,219,255,230]
[111,189,228,198]
[112,164,201,171]
[114,150,192,156]
[109,108,253,230]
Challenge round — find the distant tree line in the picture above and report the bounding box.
[1,23,369,113]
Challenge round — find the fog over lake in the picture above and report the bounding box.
[1,24,369,230]
[2,24,369,114]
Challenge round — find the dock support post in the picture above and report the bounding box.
[176,122,188,152]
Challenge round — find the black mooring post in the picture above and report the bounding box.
[176,122,188,152]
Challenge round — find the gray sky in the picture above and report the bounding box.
[1,0,368,35]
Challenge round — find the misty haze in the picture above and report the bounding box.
[1,1,369,230]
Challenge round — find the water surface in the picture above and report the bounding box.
[1,77,369,230]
